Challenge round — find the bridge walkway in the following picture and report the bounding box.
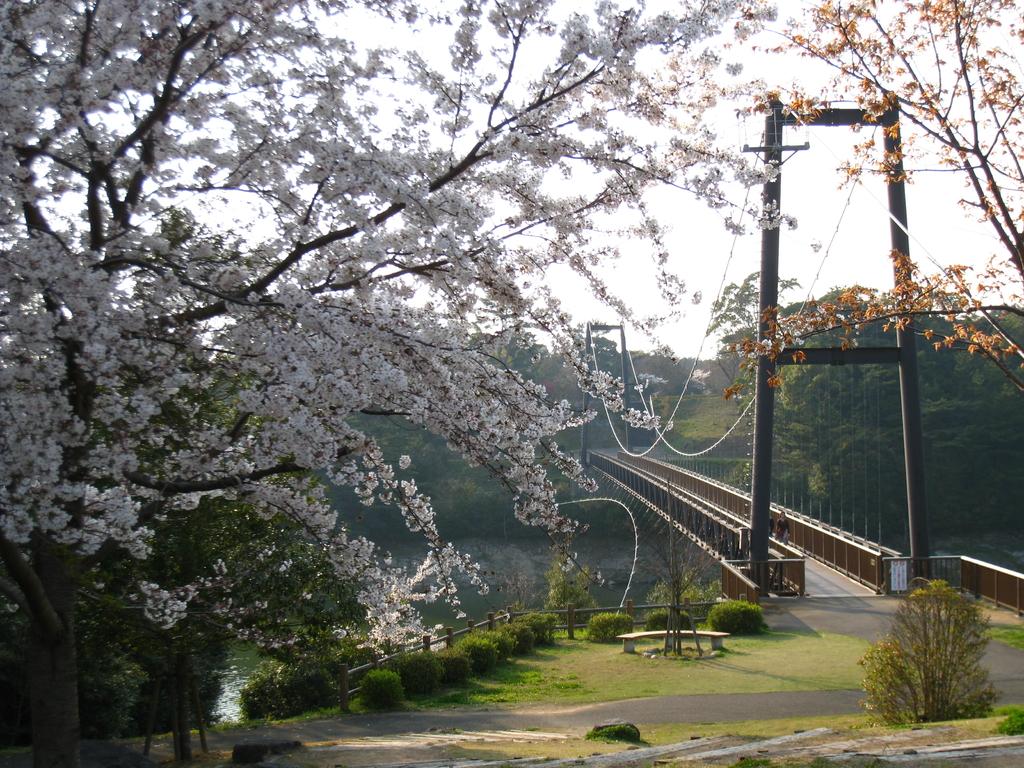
[802,558,876,598]
[587,449,896,599]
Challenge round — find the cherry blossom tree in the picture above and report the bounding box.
[0,1,770,763]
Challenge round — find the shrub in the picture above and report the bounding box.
[706,600,764,635]
[586,612,634,642]
[544,555,597,609]
[998,707,1024,735]
[585,723,642,743]
[240,660,335,720]
[436,648,471,684]
[387,651,442,696]
[644,609,668,631]
[479,629,514,661]
[515,612,559,645]
[860,580,996,724]
[644,608,690,631]
[457,635,499,674]
[359,668,404,709]
[501,623,535,655]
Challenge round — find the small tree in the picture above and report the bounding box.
[860,580,996,724]
[543,548,597,611]
[643,518,714,655]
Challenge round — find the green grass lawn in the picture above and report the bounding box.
[413,630,868,708]
[991,624,1024,651]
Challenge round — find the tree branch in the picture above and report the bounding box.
[0,574,29,615]
[0,534,64,640]
[125,462,306,495]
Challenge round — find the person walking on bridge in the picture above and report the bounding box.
[775,511,790,545]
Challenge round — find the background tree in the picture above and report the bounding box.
[0,1,772,763]
[781,0,1024,389]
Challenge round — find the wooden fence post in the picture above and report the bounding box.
[487,612,495,631]
[339,663,349,711]
[505,605,514,623]
[467,619,475,633]
[625,599,634,621]
[422,634,431,651]
[567,604,575,639]
[445,627,454,648]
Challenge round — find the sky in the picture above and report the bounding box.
[569,124,1001,360]
[558,10,1005,362]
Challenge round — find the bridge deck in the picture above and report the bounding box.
[802,557,877,598]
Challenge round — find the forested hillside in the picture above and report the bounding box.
[342,318,1023,569]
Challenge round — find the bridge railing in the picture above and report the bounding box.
[589,451,748,561]
[722,558,805,601]
[882,556,1024,615]
[883,556,961,593]
[962,557,1024,614]
[721,560,761,603]
[604,451,896,593]
[785,514,892,592]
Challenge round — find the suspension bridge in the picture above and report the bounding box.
[574,102,1024,613]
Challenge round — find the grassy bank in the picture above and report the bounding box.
[410,630,867,708]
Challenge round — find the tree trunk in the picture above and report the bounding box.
[27,540,80,768]
[174,654,192,761]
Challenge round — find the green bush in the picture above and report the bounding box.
[479,629,514,661]
[586,612,634,642]
[585,723,642,742]
[240,660,335,720]
[998,707,1024,735]
[861,581,995,724]
[501,623,535,655]
[644,609,668,631]
[436,648,471,684]
[457,635,499,674]
[515,612,559,645]
[706,600,764,635]
[387,651,442,695]
[359,668,404,709]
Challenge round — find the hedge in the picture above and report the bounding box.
[387,650,442,695]
[457,635,499,674]
[706,600,765,635]
[359,668,404,709]
[515,612,559,645]
[586,612,634,642]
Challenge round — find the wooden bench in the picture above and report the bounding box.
[616,630,730,653]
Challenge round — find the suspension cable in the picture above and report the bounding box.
[585,185,756,459]
[591,339,756,458]
[556,496,639,608]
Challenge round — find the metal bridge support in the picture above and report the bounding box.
[884,121,931,566]
[580,323,593,467]
[748,101,798,584]
[580,322,636,464]
[745,100,931,590]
